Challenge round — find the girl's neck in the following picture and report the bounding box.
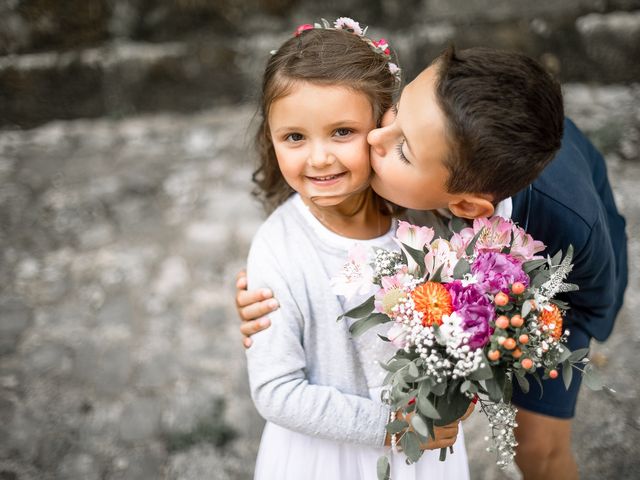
[303,189,392,240]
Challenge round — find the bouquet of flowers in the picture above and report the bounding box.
[332,217,604,479]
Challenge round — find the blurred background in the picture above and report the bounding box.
[0,1,639,479]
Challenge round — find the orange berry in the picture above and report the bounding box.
[549,369,559,379]
[521,358,534,370]
[510,315,524,328]
[512,348,523,359]
[494,292,509,306]
[495,315,510,329]
[518,334,529,344]
[488,350,501,361]
[511,282,526,295]
[503,338,516,350]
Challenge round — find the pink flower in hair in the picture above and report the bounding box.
[373,38,390,55]
[294,24,314,36]
[334,17,363,35]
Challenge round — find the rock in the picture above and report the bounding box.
[118,397,162,443]
[0,299,32,355]
[57,452,101,480]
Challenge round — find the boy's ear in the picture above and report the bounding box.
[448,195,495,219]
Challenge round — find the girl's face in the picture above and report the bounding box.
[268,82,376,210]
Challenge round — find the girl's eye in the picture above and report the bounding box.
[395,142,410,164]
[286,133,304,142]
[335,128,353,137]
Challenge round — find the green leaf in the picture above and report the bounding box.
[386,419,409,434]
[465,228,485,256]
[555,344,572,363]
[453,258,471,279]
[450,216,468,234]
[583,364,604,391]
[417,392,441,420]
[523,258,547,274]
[349,313,389,337]
[429,263,445,283]
[562,359,573,390]
[460,380,471,393]
[514,371,530,394]
[377,456,390,480]
[483,372,504,402]
[408,362,419,378]
[401,242,426,274]
[411,414,429,437]
[521,300,533,318]
[338,295,375,320]
[378,334,391,342]
[380,358,409,372]
[568,348,590,362]
[434,392,471,426]
[468,357,493,381]
[431,379,447,396]
[400,431,422,463]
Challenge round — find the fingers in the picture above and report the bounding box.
[238,296,278,323]
[420,424,459,450]
[240,316,272,337]
[236,270,247,290]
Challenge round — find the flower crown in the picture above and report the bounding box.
[271,17,401,83]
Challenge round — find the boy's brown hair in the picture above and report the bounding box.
[253,27,399,212]
[434,46,564,202]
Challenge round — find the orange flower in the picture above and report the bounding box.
[411,281,453,327]
[539,304,563,339]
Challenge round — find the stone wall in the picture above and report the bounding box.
[1,0,639,128]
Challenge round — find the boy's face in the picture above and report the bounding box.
[368,65,457,211]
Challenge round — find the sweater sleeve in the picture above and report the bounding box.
[245,234,390,447]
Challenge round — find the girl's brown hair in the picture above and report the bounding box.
[253,27,399,212]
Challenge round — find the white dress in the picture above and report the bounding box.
[253,197,470,480]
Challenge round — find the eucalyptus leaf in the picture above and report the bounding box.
[583,364,604,391]
[434,392,471,426]
[562,359,573,390]
[568,348,590,362]
[429,264,445,283]
[555,344,572,363]
[465,228,485,256]
[338,295,375,320]
[349,313,389,337]
[514,371,530,393]
[411,414,429,437]
[450,216,468,234]
[460,380,471,393]
[378,334,391,342]
[377,456,390,480]
[401,242,426,274]
[417,393,441,420]
[431,380,447,396]
[523,258,547,273]
[400,431,422,463]
[408,362,419,378]
[386,419,409,434]
[453,258,471,279]
[521,300,533,318]
[468,357,493,381]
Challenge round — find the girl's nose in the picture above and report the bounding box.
[308,142,335,168]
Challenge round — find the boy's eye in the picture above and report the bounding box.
[335,128,353,137]
[395,142,410,164]
[286,133,304,142]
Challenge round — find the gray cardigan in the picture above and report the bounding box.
[245,195,444,446]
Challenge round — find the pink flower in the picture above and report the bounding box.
[294,24,314,36]
[510,225,545,261]
[394,221,434,274]
[424,238,458,282]
[373,38,390,55]
[331,244,374,300]
[374,270,411,315]
[388,62,400,75]
[471,252,529,295]
[334,17,363,35]
[387,323,408,349]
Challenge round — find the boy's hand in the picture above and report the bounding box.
[235,270,279,348]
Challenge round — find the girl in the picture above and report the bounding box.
[246,19,469,479]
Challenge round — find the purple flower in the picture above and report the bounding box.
[471,252,529,295]
[445,281,494,349]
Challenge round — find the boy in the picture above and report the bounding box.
[237,47,628,479]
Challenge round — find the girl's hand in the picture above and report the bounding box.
[235,270,279,348]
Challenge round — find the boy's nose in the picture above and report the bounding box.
[368,125,393,157]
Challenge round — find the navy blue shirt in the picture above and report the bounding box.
[511,118,628,341]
